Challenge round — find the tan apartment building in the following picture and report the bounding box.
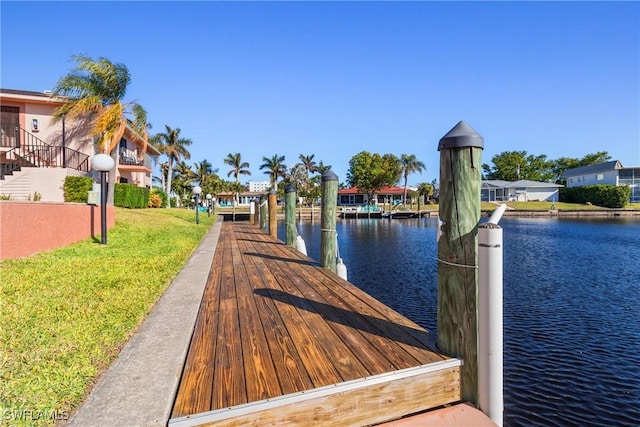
[0,88,159,202]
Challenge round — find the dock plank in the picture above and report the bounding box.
[171,239,223,418]
[171,222,461,425]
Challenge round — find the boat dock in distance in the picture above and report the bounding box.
[169,221,479,426]
[339,207,436,219]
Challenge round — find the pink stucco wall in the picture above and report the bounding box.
[0,202,116,260]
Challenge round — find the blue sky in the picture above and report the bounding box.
[2,1,638,185]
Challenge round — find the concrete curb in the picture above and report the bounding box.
[65,217,223,427]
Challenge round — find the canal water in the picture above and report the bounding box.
[279,216,640,426]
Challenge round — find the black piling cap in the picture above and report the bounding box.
[438,121,484,151]
[322,169,338,182]
[269,189,277,195]
[285,183,296,193]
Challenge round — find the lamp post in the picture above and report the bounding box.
[193,185,202,224]
[91,153,115,245]
[206,193,212,217]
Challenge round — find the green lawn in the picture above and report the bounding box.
[481,201,639,211]
[0,208,215,425]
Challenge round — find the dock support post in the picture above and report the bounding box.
[285,184,297,247]
[268,189,277,238]
[320,170,338,273]
[249,197,256,224]
[260,196,268,231]
[478,204,506,427]
[436,121,484,405]
[253,198,260,226]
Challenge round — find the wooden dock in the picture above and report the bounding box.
[169,222,461,426]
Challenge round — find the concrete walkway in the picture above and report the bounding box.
[65,217,223,427]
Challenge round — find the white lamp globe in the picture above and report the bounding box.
[193,186,202,195]
[92,153,115,172]
[206,193,212,200]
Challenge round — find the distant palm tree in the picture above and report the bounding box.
[172,161,196,206]
[299,154,320,178]
[317,161,332,174]
[260,154,287,189]
[416,182,435,209]
[224,153,251,203]
[151,125,192,207]
[53,54,149,205]
[400,154,426,206]
[193,159,217,182]
[194,159,220,198]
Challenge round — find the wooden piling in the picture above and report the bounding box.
[436,121,484,404]
[268,189,277,238]
[285,184,297,247]
[260,196,267,231]
[320,170,338,273]
[253,198,260,226]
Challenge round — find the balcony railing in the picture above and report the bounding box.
[119,152,154,169]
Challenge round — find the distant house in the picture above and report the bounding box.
[216,191,267,207]
[0,88,159,202]
[563,160,640,203]
[338,186,413,207]
[481,180,562,202]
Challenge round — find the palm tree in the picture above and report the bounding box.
[193,159,217,183]
[151,125,192,207]
[260,154,287,189]
[317,161,332,174]
[299,154,319,178]
[416,182,435,210]
[172,161,196,207]
[399,154,426,207]
[52,54,149,205]
[193,159,219,199]
[224,153,251,204]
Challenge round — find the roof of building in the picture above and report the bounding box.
[1,88,55,97]
[1,88,66,106]
[563,160,623,177]
[482,180,562,188]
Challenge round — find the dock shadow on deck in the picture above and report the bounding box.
[170,222,461,426]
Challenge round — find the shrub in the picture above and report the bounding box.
[148,193,162,208]
[64,176,93,203]
[149,188,167,208]
[561,184,630,208]
[114,183,150,208]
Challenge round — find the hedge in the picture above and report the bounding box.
[64,176,93,203]
[560,184,630,208]
[114,183,150,208]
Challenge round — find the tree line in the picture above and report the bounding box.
[52,55,607,209]
[51,55,432,208]
[482,150,611,184]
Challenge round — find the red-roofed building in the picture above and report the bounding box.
[338,186,413,207]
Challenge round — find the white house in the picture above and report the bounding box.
[481,180,562,202]
[563,160,640,203]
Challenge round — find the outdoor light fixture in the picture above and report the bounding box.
[193,185,202,224]
[206,193,212,217]
[91,153,115,245]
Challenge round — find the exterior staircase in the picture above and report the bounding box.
[0,125,90,180]
[0,126,91,201]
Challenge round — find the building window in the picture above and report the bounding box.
[596,174,604,181]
